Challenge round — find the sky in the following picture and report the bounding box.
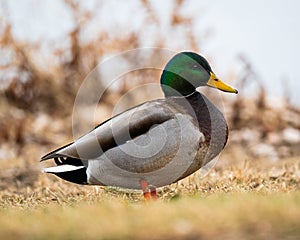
[196,0,300,104]
[1,0,300,106]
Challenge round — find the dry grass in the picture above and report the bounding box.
[0,154,299,240]
[0,193,300,240]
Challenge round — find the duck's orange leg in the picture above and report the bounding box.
[140,179,157,201]
[149,186,157,200]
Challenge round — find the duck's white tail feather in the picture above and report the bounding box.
[43,165,85,173]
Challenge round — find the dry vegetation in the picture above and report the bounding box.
[0,1,300,239]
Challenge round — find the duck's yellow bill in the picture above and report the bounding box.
[207,72,238,94]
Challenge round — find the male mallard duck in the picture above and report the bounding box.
[41,52,238,199]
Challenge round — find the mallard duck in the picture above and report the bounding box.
[41,52,238,200]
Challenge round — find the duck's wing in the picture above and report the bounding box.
[41,100,176,161]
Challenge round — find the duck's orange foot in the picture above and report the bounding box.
[140,179,157,201]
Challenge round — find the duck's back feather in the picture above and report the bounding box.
[41,100,177,161]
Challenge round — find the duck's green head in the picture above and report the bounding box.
[161,52,238,96]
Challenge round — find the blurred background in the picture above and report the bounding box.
[0,0,300,193]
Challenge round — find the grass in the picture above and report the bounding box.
[0,152,299,240]
[0,192,299,239]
